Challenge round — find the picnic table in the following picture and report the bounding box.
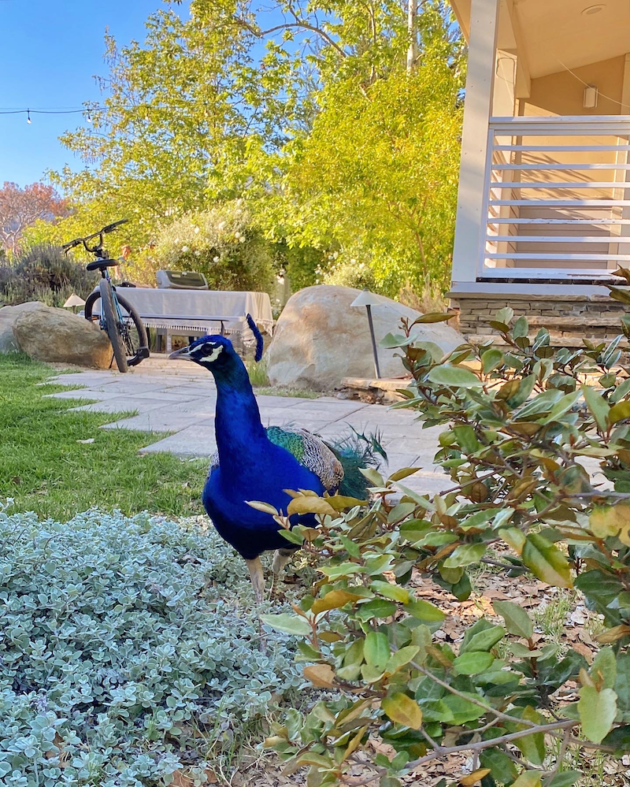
[100,288,274,352]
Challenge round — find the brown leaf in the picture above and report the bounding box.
[460,769,492,786]
[303,664,335,688]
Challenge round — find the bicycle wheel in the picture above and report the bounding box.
[115,293,149,367]
[85,290,150,370]
[99,280,129,373]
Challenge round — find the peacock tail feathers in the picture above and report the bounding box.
[326,429,386,500]
[266,425,344,492]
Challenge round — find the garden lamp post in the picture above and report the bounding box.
[351,290,388,379]
[63,294,86,315]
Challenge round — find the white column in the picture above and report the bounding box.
[451,0,500,286]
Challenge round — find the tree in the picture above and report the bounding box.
[0,182,68,256]
[49,0,463,296]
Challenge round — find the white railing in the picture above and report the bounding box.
[480,116,630,281]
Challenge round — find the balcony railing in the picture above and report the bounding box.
[480,116,630,282]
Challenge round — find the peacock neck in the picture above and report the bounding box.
[212,357,267,469]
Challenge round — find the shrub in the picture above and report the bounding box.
[263,299,630,785]
[144,202,275,294]
[0,244,98,308]
[0,504,302,786]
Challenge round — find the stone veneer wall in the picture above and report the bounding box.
[449,293,629,344]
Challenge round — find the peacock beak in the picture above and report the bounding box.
[169,345,194,361]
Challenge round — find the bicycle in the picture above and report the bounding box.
[62,219,150,373]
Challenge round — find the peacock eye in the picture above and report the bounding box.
[200,343,217,357]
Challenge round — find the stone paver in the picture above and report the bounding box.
[47,357,448,492]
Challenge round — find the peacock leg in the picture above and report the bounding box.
[245,557,266,603]
[270,548,294,596]
[245,556,267,652]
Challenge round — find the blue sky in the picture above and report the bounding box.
[0,0,179,187]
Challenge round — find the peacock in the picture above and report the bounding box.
[170,315,383,602]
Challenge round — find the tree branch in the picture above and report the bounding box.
[235,17,348,59]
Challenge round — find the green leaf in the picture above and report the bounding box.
[320,562,365,581]
[547,773,580,787]
[512,706,546,766]
[493,600,534,639]
[339,534,361,558]
[513,316,529,338]
[385,646,420,675]
[427,365,482,388]
[609,400,630,424]
[540,389,581,424]
[406,598,446,622]
[481,348,504,374]
[452,425,479,453]
[495,306,514,325]
[453,651,494,675]
[400,519,432,542]
[522,533,573,588]
[364,631,391,669]
[413,312,456,324]
[380,332,411,349]
[480,749,518,784]
[443,543,487,568]
[371,580,410,604]
[578,686,617,743]
[582,384,611,431]
[360,467,385,487]
[381,693,423,729]
[590,647,617,690]
[356,599,397,621]
[511,774,542,787]
[261,613,311,637]
[279,528,305,545]
[461,625,505,654]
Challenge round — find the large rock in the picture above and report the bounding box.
[12,304,113,369]
[267,285,464,391]
[0,301,48,353]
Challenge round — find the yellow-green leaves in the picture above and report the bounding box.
[493,601,533,639]
[381,693,423,729]
[589,504,630,544]
[364,632,390,671]
[427,365,482,388]
[261,613,311,637]
[582,384,610,432]
[522,534,573,588]
[511,773,542,787]
[370,580,410,604]
[443,543,487,568]
[578,686,617,743]
[453,651,494,675]
[311,589,362,616]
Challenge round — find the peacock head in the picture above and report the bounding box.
[169,335,237,369]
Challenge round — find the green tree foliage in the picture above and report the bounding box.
[262,300,630,784]
[45,0,463,296]
[278,23,463,294]
[148,201,275,293]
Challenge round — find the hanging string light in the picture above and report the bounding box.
[26,109,31,124]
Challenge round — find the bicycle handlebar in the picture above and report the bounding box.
[61,219,129,253]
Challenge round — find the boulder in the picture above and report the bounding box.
[0,301,47,353]
[267,285,464,391]
[12,304,113,369]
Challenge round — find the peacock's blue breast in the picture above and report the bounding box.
[202,442,325,560]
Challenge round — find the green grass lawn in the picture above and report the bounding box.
[0,353,207,520]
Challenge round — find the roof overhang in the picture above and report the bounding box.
[450,0,630,78]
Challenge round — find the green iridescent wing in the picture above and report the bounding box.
[266,426,343,492]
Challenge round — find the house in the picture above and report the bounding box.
[448,0,630,344]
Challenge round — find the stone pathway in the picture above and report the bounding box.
[47,357,449,494]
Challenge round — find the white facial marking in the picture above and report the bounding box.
[205,344,224,363]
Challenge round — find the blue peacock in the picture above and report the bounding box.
[170,315,383,602]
